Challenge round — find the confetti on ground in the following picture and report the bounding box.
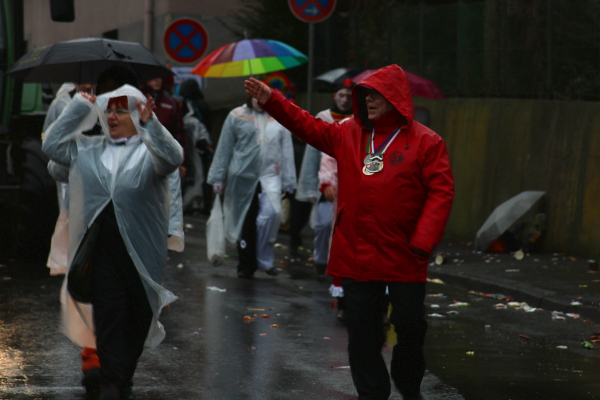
[428,313,445,318]
[248,308,265,311]
[270,324,279,328]
[206,286,226,292]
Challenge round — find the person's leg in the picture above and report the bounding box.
[387,282,427,398]
[288,195,304,255]
[120,275,153,397]
[201,153,213,214]
[237,185,260,278]
[313,200,332,274]
[342,279,391,400]
[92,253,132,394]
[81,347,101,397]
[255,192,278,275]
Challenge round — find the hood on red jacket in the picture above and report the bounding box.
[352,65,414,131]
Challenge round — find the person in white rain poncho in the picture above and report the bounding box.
[207,96,296,278]
[42,84,183,400]
[44,82,93,276]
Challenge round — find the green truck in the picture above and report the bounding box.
[0,1,70,263]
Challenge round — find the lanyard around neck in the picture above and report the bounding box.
[365,127,401,155]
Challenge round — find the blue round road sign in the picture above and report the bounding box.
[163,18,209,64]
[288,0,336,23]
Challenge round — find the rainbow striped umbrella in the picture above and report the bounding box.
[191,39,307,78]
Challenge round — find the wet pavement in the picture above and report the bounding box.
[0,214,462,400]
[429,239,600,322]
[1,213,599,399]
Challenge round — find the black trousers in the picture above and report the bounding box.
[91,203,153,390]
[237,184,261,275]
[289,195,312,251]
[342,279,427,400]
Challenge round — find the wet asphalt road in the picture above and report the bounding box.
[2,214,599,399]
[0,214,462,400]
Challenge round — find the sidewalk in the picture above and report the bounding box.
[428,238,600,322]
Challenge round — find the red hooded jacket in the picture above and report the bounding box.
[262,65,454,282]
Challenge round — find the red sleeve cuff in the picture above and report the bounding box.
[319,183,332,193]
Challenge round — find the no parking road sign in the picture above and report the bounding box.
[289,0,336,23]
[163,18,209,64]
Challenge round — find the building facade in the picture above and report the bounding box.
[24,0,247,110]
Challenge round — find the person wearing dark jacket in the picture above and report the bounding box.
[245,65,454,400]
[141,77,187,177]
[175,79,214,214]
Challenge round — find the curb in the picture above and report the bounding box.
[428,270,600,322]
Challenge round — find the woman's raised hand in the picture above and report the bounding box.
[138,95,156,124]
[80,92,96,103]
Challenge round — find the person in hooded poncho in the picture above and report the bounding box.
[44,82,93,276]
[245,65,454,400]
[42,84,183,400]
[207,96,296,278]
[174,79,214,214]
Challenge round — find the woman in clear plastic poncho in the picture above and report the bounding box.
[207,96,296,278]
[42,84,183,398]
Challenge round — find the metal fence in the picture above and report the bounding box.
[311,0,600,100]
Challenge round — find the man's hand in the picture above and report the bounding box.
[323,185,337,203]
[410,246,429,258]
[137,95,156,124]
[244,77,272,105]
[213,182,224,195]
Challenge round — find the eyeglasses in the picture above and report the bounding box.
[364,90,384,100]
[104,108,130,116]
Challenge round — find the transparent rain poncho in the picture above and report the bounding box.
[207,104,296,244]
[42,84,184,348]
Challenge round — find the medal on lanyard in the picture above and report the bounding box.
[362,127,401,175]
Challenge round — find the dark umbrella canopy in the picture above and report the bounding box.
[8,38,172,84]
[314,67,363,85]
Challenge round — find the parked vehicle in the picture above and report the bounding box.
[0,0,71,262]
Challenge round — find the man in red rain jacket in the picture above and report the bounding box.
[245,64,454,400]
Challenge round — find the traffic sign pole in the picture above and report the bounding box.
[307,23,314,114]
[288,0,336,114]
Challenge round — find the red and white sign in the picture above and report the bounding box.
[288,0,336,23]
[163,18,209,64]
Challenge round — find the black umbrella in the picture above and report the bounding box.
[314,67,364,85]
[7,37,172,84]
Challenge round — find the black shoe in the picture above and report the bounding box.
[401,391,424,400]
[82,368,102,399]
[265,268,279,276]
[314,263,327,275]
[237,271,254,279]
[120,383,135,400]
[100,384,120,400]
